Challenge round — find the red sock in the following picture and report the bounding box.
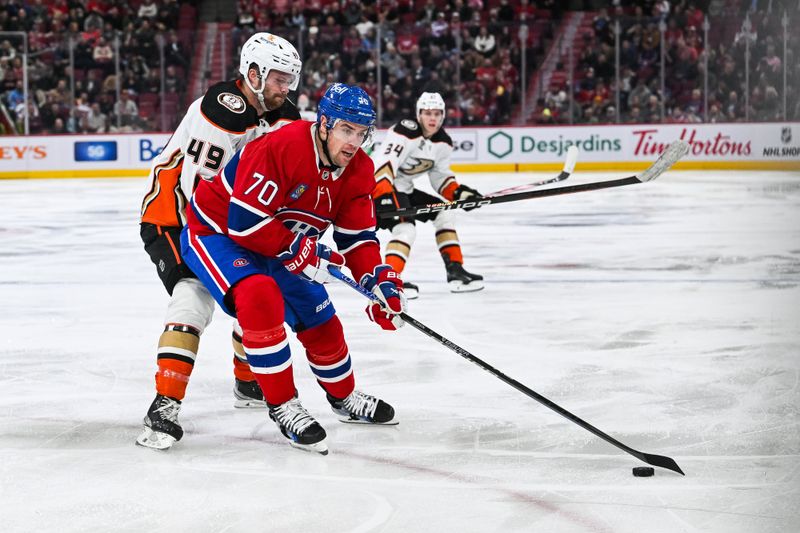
[297,316,355,399]
[232,275,295,405]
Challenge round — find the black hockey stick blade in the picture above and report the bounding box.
[639,452,685,476]
[328,267,686,475]
[378,140,689,219]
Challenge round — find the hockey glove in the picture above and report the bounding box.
[453,184,484,211]
[360,265,406,330]
[278,234,344,284]
[373,191,403,230]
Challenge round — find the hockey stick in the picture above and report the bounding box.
[378,140,690,219]
[329,267,685,475]
[486,145,579,197]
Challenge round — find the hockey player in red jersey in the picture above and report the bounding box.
[137,33,302,450]
[371,92,484,299]
[180,84,406,454]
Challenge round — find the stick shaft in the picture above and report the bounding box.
[378,139,689,219]
[378,177,641,218]
[329,268,684,475]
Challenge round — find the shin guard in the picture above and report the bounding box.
[436,229,464,264]
[297,315,355,399]
[155,324,200,401]
[231,328,257,381]
[232,275,295,405]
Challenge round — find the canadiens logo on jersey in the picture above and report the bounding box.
[233,258,249,267]
[290,183,308,200]
[217,93,246,114]
[275,208,330,238]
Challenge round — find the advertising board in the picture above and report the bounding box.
[0,124,797,179]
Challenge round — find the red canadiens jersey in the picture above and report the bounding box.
[187,120,382,282]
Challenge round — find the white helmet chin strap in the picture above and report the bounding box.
[244,72,268,114]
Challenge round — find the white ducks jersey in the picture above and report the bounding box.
[371,118,456,198]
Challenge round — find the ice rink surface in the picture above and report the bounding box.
[1,169,798,533]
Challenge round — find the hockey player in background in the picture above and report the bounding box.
[137,33,302,450]
[371,92,484,299]
[179,84,405,454]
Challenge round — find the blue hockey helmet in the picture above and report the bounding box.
[317,83,376,136]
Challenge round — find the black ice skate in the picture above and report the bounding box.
[268,398,328,455]
[402,281,419,300]
[136,394,183,450]
[328,390,398,425]
[443,256,484,293]
[233,378,266,408]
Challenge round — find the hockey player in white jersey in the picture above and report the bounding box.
[371,92,484,298]
[137,32,302,450]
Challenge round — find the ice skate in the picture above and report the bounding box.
[444,257,484,293]
[328,390,398,425]
[402,281,419,300]
[136,394,183,450]
[268,398,328,455]
[233,378,267,408]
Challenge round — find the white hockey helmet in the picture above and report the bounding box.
[239,32,302,91]
[416,92,446,118]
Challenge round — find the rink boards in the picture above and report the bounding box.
[0,122,798,179]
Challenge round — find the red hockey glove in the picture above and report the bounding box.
[360,265,406,330]
[278,234,344,284]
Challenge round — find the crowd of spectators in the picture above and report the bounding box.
[0,0,193,135]
[233,0,560,127]
[539,0,797,124]
[1,0,795,134]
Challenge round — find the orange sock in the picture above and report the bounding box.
[386,254,405,273]
[154,325,199,401]
[437,230,463,263]
[385,239,410,274]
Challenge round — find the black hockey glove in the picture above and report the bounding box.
[373,191,411,230]
[453,184,484,211]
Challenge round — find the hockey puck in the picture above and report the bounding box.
[632,466,655,477]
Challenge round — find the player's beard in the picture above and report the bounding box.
[263,91,286,112]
